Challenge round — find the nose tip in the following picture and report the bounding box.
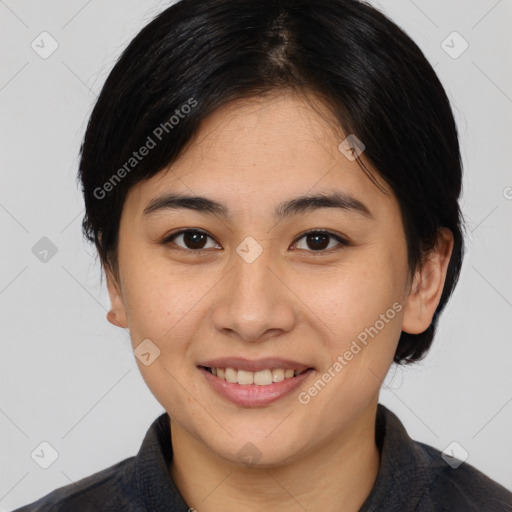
[211,256,296,343]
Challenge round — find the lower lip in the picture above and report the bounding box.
[199,367,314,407]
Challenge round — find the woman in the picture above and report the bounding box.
[15,0,512,510]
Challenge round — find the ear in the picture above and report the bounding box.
[402,228,454,334]
[105,266,128,329]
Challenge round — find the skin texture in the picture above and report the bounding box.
[105,90,453,512]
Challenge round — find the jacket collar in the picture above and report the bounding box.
[359,404,436,511]
[133,404,435,511]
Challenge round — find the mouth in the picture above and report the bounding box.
[197,359,315,407]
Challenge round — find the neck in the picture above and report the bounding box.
[169,403,380,512]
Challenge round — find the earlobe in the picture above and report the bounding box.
[402,228,454,335]
[105,268,129,329]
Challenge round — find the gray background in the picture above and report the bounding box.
[1,0,511,509]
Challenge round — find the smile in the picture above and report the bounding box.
[198,364,314,407]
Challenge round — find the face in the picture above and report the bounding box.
[106,90,449,467]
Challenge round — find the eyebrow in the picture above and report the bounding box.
[142,191,373,220]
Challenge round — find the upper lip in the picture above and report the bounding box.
[198,357,312,372]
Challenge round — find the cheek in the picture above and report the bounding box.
[120,254,216,349]
[298,264,405,414]
[118,259,214,412]
[310,254,406,342]
[307,252,408,404]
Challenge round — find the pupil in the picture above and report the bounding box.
[308,233,328,250]
[185,232,206,249]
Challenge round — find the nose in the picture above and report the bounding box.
[211,244,296,343]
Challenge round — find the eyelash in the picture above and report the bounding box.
[162,229,351,255]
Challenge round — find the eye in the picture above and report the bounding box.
[163,229,220,252]
[163,229,349,254]
[292,230,349,253]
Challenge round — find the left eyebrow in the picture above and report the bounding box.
[275,191,373,220]
[142,191,374,220]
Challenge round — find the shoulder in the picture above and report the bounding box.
[11,457,144,512]
[415,440,512,511]
[12,411,182,512]
[367,405,512,512]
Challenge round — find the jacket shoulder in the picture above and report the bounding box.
[11,456,144,512]
[416,441,512,511]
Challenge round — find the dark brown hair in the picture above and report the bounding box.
[78,0,465,364]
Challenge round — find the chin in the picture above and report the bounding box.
[206,431,304,468]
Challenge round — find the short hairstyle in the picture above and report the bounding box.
[78,0,465,364]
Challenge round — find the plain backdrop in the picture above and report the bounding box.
[1,0,511,509]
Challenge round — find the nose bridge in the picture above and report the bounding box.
[211,238,295,341]
[234,243,273,300]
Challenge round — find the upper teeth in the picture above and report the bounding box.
[208,367,306,386]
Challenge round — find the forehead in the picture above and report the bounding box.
[125,91,397,222]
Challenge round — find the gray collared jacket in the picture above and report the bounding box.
[13,405,512,511]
